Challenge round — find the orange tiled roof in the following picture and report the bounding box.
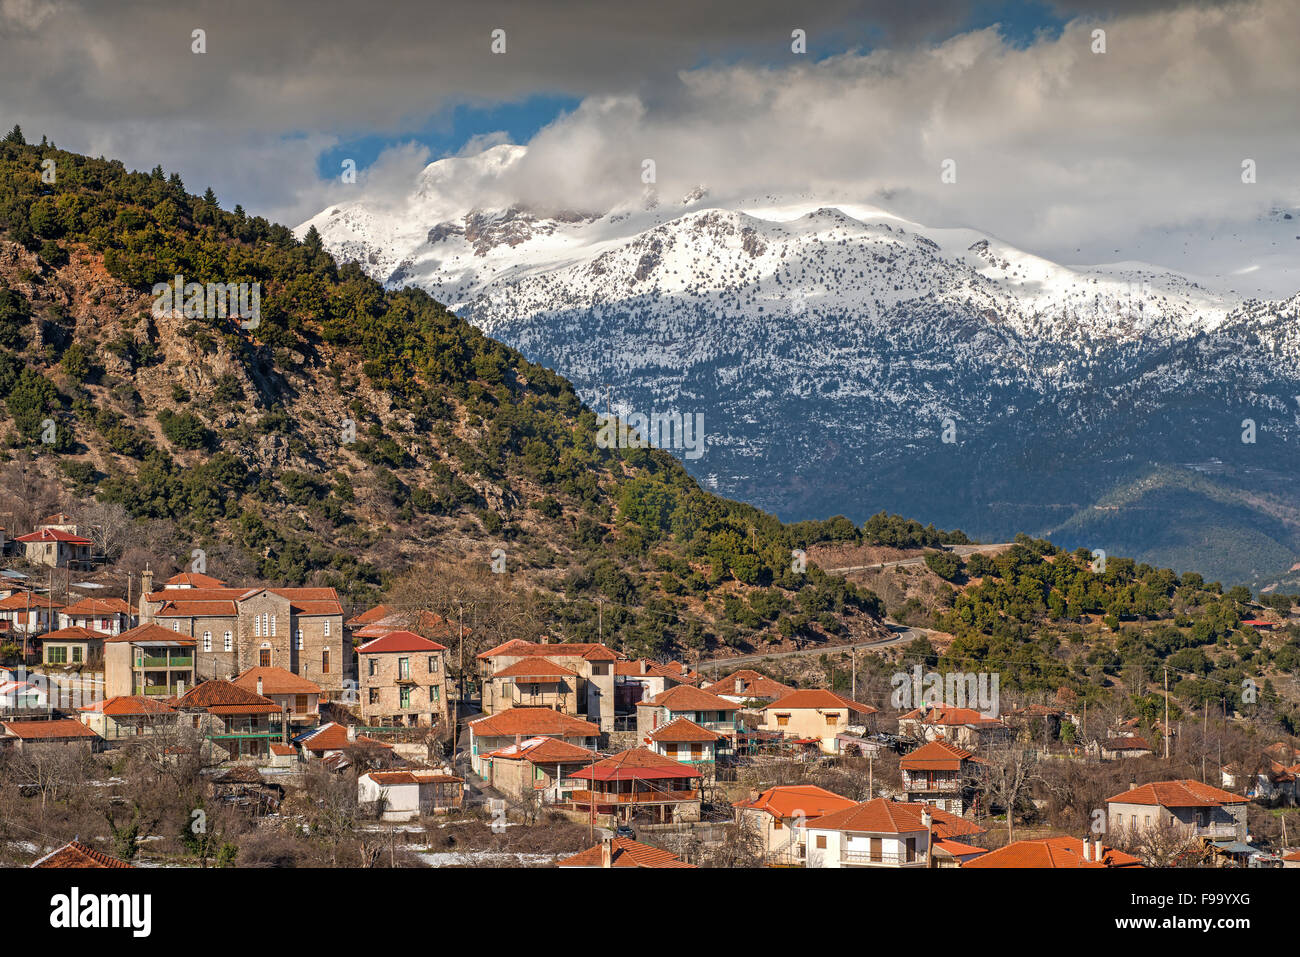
[647,717,724,744]
[468,708,598,739]
[15,528,91,545]
[3,718,100,740]
[0,593,63,610]
[765,689,877,715]
[616,659,700,684]
[37,626,109,641]
[557,837,694,868]
[901,706,1004,727]
[80,695,176,716]
[1106,779,1247,808]
[571,747,702,782]
[963,836,1142,869]
[145,585,343,617]
[104,622,195,645]
[232,666,324,696]
[31,840,132,869]
[1104,735,1151,751]
[639,684,739,712]
[703,669,794,699]
[300,721,393,752]
[163,572,227,588]
[176,680,280,715]
[901,739,974,771]
[493,657,576,679]
[477,638,618,662]
[366,770,462,785]
[734,784,858,820]
[356,630,448,654]
[61,597,131,616]
[487,735,596,763]
[811,798,984,838]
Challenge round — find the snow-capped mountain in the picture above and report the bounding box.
[299,145,1300,588]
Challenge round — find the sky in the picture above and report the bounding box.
[1,0,1297,285]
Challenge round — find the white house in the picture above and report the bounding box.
[803,797,986,868]
[357,769,464,821]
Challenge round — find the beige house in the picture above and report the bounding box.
[636,685,740,747]
[39,626,109,669]
[1,718,102,753]
[14,528,93,569]
[232,666,323,729]
[59,597,133,636]
[477,639,618,731]
[761,689,877,754]
[479,734,596,806]
[358,769,463,821]
[136,570,349,699]
[103,623,196,699]
[900,739,981,814]
[487,657,579,713]
[1106,779,1249,843]
[467,708,600,777]
[702,669,794,707]
[356,630,449,729]
[78,695,179,742]
[733,784,859,865]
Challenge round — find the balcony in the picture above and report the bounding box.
[139,655,192,668]
[904,777,962,792]
[568,789,700,805]
[841,848,928,866]
[1193,823,1241,839]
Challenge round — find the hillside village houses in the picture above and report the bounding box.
[636,684,741,755]
[478,638,618,731]
[759,689,878,755]
[900,739,982,815]
[356,630,449,729]
[733,784,859,865]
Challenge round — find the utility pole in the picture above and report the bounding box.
[851,649,856,701]
[1163,666,1170,760]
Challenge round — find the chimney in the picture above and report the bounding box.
[1094,837,1104,863]
[601,837,613,868]
[176,679,185,697]
[735,678,744,694]
[1130,777,1137,791]
[256,676,264,697]
[346,724,357,741]
[141,568,154,598]
[641,660,649,675]
[749,788,760,802]
[540,635,549,644]
[1081,837,1092,862]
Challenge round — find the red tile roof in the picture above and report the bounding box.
[478,638,618,662]
[356,630,448,654]
[702,669,794,699]
[468,708,598,739]
[765,689,877,715]
[232,666,324,696]
[15,528,92,545]
[647,717,724,744]
[733,784,858,820]
[616,659,700,683]
[1104,735,1152,752]
[810,798,984,838]
[61,597,132,616]
[493,657,576,678]
[557,837,694,868]
[31,840,132,869]
[176,680,280,715]
[80,695,176,716]
[0,593,63,610]
[105,622,196,645]
[570,747,702,782]
[346,603,394,627]
[639,684,739,712]
[901,739,974,771]
[487,735,597,763]
[37,626,110,641]
[366,770,463,785]
[1106,779,1247,808]
[3,718,100,740]
[963,836,1142,869]
[901,706,1004,727]
[163,573,227,588]
[299,721,393,752]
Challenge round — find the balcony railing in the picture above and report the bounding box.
[568,789,700,805]
[841,848,928,866]
[1193,823,1240,839]
[903,777,962,792]
[139,656,192,668]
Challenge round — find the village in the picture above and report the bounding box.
[0,511,1298,871]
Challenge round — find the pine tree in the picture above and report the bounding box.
[4,124,24,145]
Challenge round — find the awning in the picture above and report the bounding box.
[1210,841,1256,854]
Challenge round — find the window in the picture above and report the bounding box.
[368,658,378,677]
[202,632,212,653]
[270,614,276,636]
[322,649,331,674]
[773,817,784,830]
[776,714,790,727]
[172,620,180,632]
[815,835,827,849]
[224,632,232,652]
[428,656,439,672]
[72,646,83,664]
[47,646,67,664]
[295,694,308,713]
[296,629,303,651]
[432,687,440,702]
[254,615,261,637]
[825,712,839,725]
[369,688,380,705]
[400,686,412,709]
[323,620,330,637]
[259,644,271,667]
[399,657,410,680]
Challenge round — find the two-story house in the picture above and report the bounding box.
[898,706,1012,749]
[59,597,133,635]
[103,623,196,699]
[803,798,987,868]
[568,747,703,825]
[760,689,878,754]
[733,784,859,866]
[467,708,600,777]
[1106,779,1249,843]
[355,630,449,730]
[900,739,982,814]
[702,669,794,707]
[636,685,740,756]
[232,666,324,730]
[477,639,618,731]
[173,679,284,761]
[480,735,597,807]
